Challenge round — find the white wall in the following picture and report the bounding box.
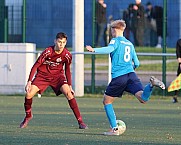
[0,43,36,94]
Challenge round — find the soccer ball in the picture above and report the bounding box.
[116,120,126,135]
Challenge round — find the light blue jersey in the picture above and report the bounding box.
[93,36,156,130]
[94,36,140,78]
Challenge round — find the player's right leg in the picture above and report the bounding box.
[20,85,39,128]
[150,76,165,89]
[135,76,165,103]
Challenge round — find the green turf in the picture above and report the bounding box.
[0,95,180,145]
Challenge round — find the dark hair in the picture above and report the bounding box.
[56,32,67,40]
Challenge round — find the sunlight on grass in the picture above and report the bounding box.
[0,96,180,145]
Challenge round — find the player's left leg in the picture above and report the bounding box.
[60,84,88,129]
[103,75,128,135]
[103,95,119,135]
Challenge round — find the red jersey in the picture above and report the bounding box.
[28,46,72,85]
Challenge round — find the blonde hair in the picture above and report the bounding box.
[110,19,126,30]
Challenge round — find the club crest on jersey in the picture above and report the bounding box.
[56,57,62,62]
[110,40,115,44]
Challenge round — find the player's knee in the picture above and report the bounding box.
[103,99,110,105]
[65,91,74,100]
[25,93,33,99]
[103,94,112,105]
[103,95,106,105]
[135,91,146,104]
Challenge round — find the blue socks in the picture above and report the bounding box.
[141,83,153,102]
[104,104,117,129]
[104,84,153,129]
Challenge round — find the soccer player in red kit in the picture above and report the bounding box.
[20,32,88,129]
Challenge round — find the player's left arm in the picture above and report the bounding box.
[86,45,114,53]
[64,52,74,94]
[27,48,50,82]
[86,38,116,54]
[64,55,72,85]
[132,47,140,69]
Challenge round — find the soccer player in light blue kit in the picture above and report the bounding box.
[86,19,165,135]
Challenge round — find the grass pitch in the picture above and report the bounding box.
[0,95,180,145]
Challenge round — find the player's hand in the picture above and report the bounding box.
[71,89,75,96]
[86,45,95,52]
[69,86,75,95]
[25,81,32,93]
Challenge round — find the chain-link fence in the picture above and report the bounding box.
[0,0,180,96]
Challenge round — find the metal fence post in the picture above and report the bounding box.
[91,0,96,93]
[4,18,8,43]
[4,5,8,43]
[22,0,26,43]
[162,0,167,96]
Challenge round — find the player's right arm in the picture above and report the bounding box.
[25,81,32,93]
[25,48,51,92]
[25,59,42,93]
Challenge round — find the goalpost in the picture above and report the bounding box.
[72,0,84,96]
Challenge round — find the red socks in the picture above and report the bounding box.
[24,97,32,118]
[68,98,83,124]
[24,97,83,123]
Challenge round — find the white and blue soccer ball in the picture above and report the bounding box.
[116,120,126,135]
